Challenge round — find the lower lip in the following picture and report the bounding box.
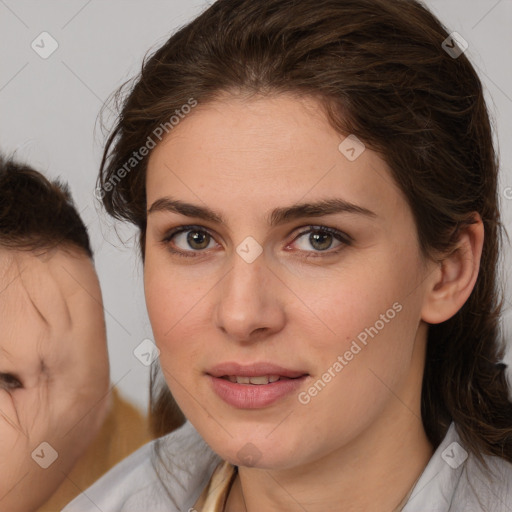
[208,375,308,409]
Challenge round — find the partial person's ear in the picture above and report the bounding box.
[421,213,484,324]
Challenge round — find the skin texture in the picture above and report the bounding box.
[0,248,110,512]
[144,93,484,511]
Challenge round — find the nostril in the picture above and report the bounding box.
[0,372,23,391]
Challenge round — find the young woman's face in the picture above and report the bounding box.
[144,93,437,469]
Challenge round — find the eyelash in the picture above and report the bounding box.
[161,224,352,259]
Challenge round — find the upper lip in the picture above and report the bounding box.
[207,362,308,379]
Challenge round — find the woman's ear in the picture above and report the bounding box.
[421,213,484,324]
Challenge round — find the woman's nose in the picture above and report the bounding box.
[213,248,286,344]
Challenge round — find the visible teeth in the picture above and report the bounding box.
[228,375,281,385]
[247,376,269,385]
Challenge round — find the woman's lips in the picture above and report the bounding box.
[207,362,309,408]
[207,362,307,379]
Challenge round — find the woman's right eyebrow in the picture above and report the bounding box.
[147,197,377,226]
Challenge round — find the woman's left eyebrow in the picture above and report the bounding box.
[147,197,377,226]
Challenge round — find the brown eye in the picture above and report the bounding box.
[309,231,334,251]
[186,230,211,250]
[0,372,23,391]
[162,225,218,257]
[292,226,352,254]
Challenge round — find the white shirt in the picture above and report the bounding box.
[62,420,512,511]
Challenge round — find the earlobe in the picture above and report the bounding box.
[421,214,484,324]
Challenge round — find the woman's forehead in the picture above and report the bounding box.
[145,95,404,226]
[150,93,337,159]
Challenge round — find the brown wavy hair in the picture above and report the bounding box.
[98,0,512,465]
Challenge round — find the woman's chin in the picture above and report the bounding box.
[205,434,303,470]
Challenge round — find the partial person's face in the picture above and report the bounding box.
[144,93,437,469]
[0,248,110,512]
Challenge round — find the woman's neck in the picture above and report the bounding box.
[224,411,434,512]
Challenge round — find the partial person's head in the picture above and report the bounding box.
[98,0,511,469]
[0,155,110,512]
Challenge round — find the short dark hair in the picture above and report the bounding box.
[0,153,93,258]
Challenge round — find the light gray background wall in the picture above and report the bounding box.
[1,0,511,412]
